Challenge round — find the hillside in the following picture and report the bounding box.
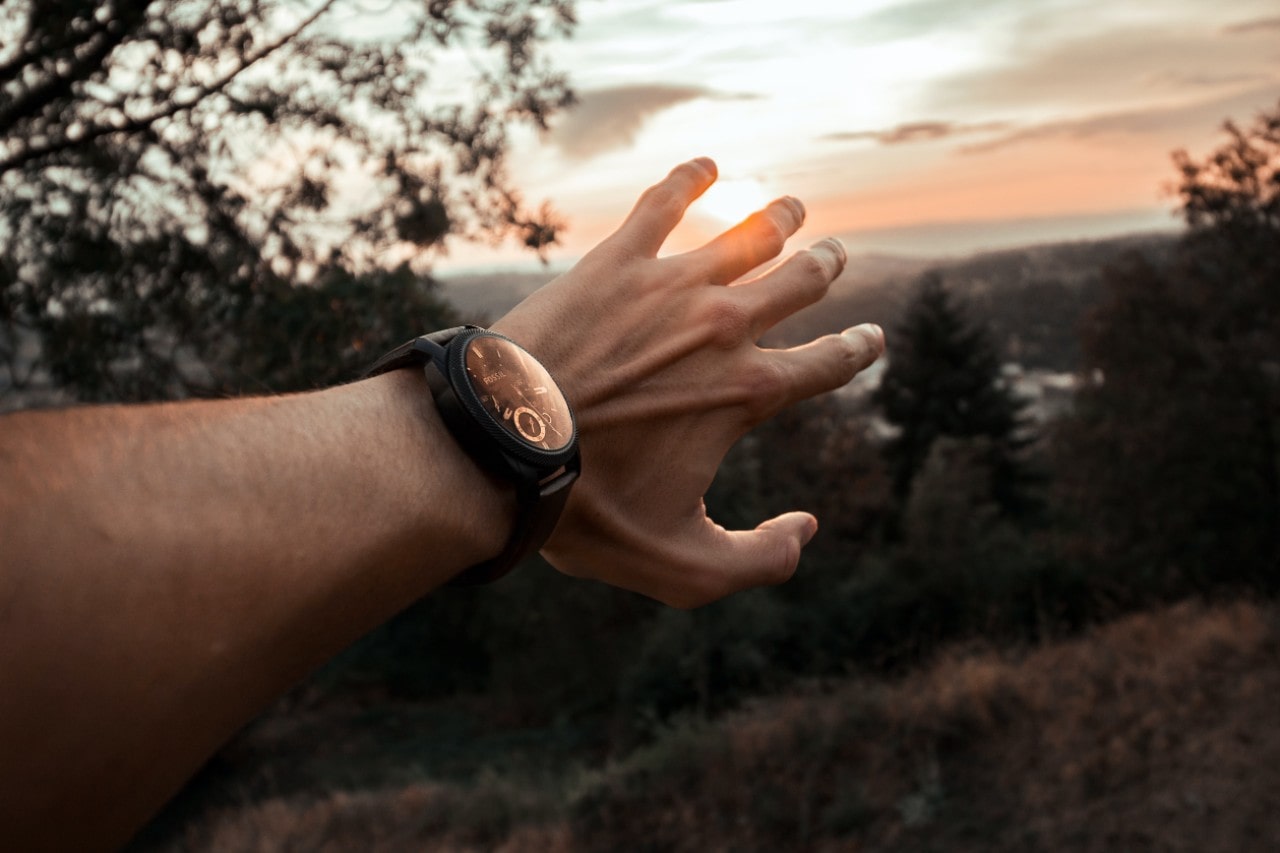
[766,231,1177,371]
[440,232,1178,373]
[160,598,1279,851]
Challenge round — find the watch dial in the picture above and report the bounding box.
[464,335,573,451]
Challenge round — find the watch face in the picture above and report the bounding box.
[464,334,574,452]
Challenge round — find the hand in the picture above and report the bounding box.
[493,158,884,608]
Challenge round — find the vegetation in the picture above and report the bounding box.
[0,0,575,400]
[149,600,1280,851]
[873,271,1033,520]
[1052,102,1280,596]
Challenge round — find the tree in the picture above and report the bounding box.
[1054,100,1280,593]
[872,272,1033,522]
[0,0,576,402]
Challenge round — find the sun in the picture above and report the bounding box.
[694,177,773,225]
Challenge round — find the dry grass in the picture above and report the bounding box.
[173,599,1280,852]
[177,775,569,852]
[574,599,1280,851]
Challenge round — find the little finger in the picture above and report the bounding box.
[767,324,885,407]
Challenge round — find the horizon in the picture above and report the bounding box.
[437,211,1182,280]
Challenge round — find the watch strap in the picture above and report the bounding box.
[365,326,579,586]
[450,456,580,585]
[365,326,474,377]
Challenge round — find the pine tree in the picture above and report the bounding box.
[873,272,1032,521]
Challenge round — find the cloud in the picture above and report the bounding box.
[845,0,1024,43]
[1223,16,1280,35]
[1142,71,1275,89]
[823,120,1009,146]
[960,84,1280,154]
[924,20,1280,116]
[548,84,757,160]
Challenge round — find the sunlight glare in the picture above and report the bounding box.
[694,177,773,225]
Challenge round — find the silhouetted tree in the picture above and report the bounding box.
[1053,99,1280,593]
[0,0,575,402]
[873,272,1033,523]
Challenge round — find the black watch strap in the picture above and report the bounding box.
[452,456,579,585]
[366,327,579,585]
[366,326,473,376]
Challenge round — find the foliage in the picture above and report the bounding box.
[1054,99,1280,592]
[565,600,1280,853]
[873,271,1035,521]
[143,597,1280,851]
[0,0,576,401]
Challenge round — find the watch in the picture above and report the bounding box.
[366,325,580,585]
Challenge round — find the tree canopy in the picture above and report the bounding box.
[1055,99,1280,592]
[0,0,576,402]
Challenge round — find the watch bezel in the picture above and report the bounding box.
[443,327,579,472]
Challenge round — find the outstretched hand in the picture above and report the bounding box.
[493,158,884,608]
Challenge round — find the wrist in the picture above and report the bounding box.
[370,368,517,574]
[366,326,580,584]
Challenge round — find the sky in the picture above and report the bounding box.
[435,0,1280,271]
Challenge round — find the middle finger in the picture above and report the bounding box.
[688,196,806,285]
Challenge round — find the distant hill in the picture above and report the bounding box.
[767,231,1178,371]
[440,232,1179,373]
[437,268,560,325]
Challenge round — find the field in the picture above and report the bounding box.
[146,598,1280,851]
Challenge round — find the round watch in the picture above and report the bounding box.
[366,325,580,585]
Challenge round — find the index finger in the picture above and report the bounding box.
[609,158,718,257]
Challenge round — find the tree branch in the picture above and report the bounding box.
[0,9,137,133]
[0,0,339,177]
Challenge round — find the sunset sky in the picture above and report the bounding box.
[435,0,1280,271]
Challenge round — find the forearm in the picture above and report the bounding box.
[0,369,511,848]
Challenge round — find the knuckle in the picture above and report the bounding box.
[764,538,802,586]
[639,183,683,218]
[753,213,788,258]
[830,333,864,379]
[792,249,832,284]
[739,358,788,418]
[702,296,752,349]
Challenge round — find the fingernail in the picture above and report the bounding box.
[802,515,819,545]
[690,157,717,180]
[843,323,885,354]
[781,195,806,224]
[813,237,847,265]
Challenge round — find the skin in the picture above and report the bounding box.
[0,158,883,849]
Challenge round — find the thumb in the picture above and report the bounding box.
[720,511,818,594]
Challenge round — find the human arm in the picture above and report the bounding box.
[0,158,884,848]
[0,369,517,849]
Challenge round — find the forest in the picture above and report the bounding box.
[1,1,1277,849]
